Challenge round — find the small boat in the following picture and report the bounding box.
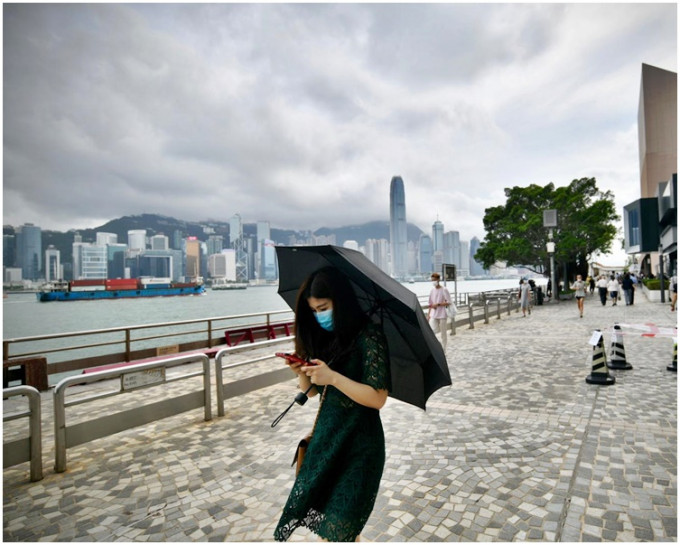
[211,278,248,290]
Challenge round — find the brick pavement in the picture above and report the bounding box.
[3,291,677,541]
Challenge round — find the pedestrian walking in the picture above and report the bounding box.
[428,272,451,350]
[670,272,677,312]
[571,275,586,318]
[274,267,390,542]
[607,275,619,306]
[518,278,531,317]
[621,272,635,306]
[596,275,608,305]
[588,276,595,295]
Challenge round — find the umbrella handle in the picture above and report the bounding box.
[271,384,315,428]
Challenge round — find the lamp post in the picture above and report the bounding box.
[543,210,558,303]
[547,235,556,303]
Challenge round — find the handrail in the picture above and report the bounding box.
[53,353,211,473]
[3,385,43,482]
[214,337,296,417]
[4,309,295,379]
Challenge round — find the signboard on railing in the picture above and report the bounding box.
[122,368,166,391]
[443,264,457,282]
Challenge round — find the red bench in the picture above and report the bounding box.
[224,322,294,347]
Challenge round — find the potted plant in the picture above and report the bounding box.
[641,278,670,303]
[558,289,575,301]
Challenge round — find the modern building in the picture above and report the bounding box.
[127,230,147,252]
[208,250,237,281]
[206,235,223,256]
[73,243,107,279]
[639,64,678,199]
[261,239,277,280]
[107,244,128,279]
[469,236,486,276]
[389,176,408,278]
[624,63,677,276]
[185,237,201,280]
[45,246,61,282]
[366,238,390,274]
[96,232,117,246]
[432,219,444,254]
[419,234,433,274]
[443,231,461,270]
[151,234,170,251]
[15,224,42,281]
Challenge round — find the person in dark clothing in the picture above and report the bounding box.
[596,275,608,305]
[275,267,391,542]
[621,273,635,306]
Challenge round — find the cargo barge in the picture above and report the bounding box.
[37,278,206,302]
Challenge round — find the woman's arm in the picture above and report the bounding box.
[301,360,388,409]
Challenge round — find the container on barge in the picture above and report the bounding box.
[36,278,205,302]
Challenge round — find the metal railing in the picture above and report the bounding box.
[3,309,294,380]
[3,385,43,482]
[214,337,296,417]
[53,353,212,473]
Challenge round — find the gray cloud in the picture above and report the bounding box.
[3,3,676,252]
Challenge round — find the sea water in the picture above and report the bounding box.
[3,278,539,340]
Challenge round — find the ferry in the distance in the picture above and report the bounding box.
[37,278,205,302]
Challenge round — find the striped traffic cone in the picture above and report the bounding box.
[607,324,632,370]
[586,330,615,385]
[668,342,677,372]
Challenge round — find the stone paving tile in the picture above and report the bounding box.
[3,294,677,541]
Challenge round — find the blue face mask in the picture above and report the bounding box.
[314,308,334,331]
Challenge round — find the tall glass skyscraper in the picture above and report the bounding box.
[16,223,42,281]
[389,176,408,278]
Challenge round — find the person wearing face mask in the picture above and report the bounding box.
[275,266,391,542]
[427,272,452,349]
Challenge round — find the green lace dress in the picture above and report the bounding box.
[274,323,391,542]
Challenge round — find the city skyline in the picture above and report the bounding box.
[3,4,676,255]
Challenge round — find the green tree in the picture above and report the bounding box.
[475,178,619,282]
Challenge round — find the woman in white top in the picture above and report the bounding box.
[607,276,619,306]
[571,275,586,318]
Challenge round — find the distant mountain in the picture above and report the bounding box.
[4,214,424,266]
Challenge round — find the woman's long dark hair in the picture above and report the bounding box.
[294,267,368,363]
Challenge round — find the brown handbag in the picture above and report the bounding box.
[291,387,327,476]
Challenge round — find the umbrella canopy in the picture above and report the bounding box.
[276,245,451,410]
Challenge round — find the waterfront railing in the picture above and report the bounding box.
[3,309,295,383]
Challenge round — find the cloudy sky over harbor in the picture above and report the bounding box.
[3,4,677,255]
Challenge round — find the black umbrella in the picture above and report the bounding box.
[275,245,451,410]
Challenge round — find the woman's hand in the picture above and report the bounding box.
[301,359,336,386]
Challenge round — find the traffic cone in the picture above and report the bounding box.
[586,330,615,385]
[668,342,677,372]
[607,324,632,370]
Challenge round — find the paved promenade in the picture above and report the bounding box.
[3,291,677,542]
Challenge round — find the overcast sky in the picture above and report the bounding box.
[3,3,677,261]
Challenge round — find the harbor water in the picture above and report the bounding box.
[3,278,539,340]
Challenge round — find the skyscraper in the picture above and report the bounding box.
[16,223,42,281]
[389,176,408,278]
[432,219,444,253]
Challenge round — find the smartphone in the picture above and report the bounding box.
[276,352,316,365]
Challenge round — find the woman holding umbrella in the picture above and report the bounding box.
[274,266,391,542]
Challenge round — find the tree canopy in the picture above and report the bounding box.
[475,178,619,280]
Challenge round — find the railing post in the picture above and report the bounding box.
[215,351,225,417]
[468,305,475,329]
[201,355,212,421]
[208,319,213,348]
[53,385,67,473]
[507,296,512,316]
[3,386,43,481]
[497,298,502,319]
[484,301,490,324]
[125,329,131,362]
